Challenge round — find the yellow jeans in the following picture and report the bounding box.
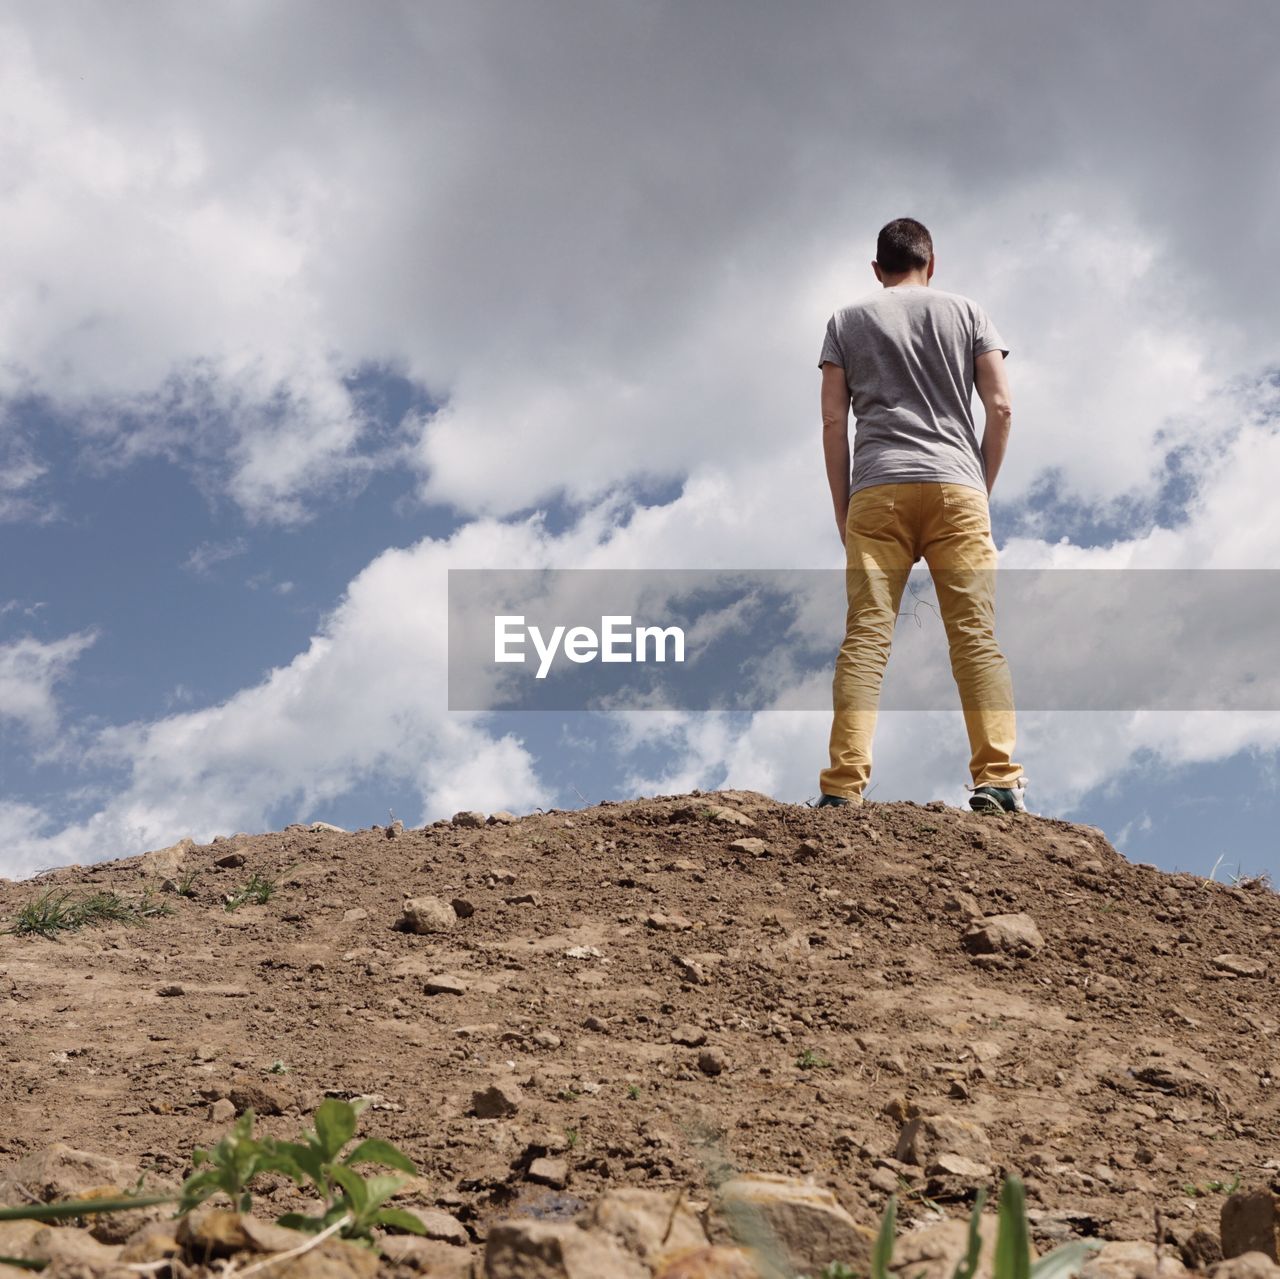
[820,482,1023,800]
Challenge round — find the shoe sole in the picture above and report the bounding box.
[969,794,1010,814]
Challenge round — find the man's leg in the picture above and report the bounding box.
[820,484,914,799]
[920,484,1023,789]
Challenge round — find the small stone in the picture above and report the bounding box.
[505,892,541,906]
[532,1030,562,1049]
[157,983,185,997]
[672,1024,708,1047]
[943,892,983,920]
[488,811,519,824]
[209,1098,236,1123]
[483,1220,647,1279]
[584,1015,610,1033]
[309,821,346,833]
[926,1153,993,1179]
[385,821,404,839]
[1210,1255,1280,1279]
[674,955,710,985]
[227,1077,292,1117]
[472,1080,522,1118]
[698,1047,726,1076]
[793,840,822,863]
[1221,1191,1279,1262]
[896,1113,992,1167]
[214,852,246,868]
[647,912,694,932]
[870,1166,900,1194]
[400,896,458,934]
[342,907,368,922]
[1213,954,1269,979]
[962,912,1045,958]
[526,1157,569,1189]
[425,974,467,996]
[728,838,768,856]
[451,811,486,828]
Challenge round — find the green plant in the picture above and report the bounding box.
[819,1178,1100,1279]
[224,872,278,912]
[796,1048,833,1071]
[626,1084,640,1100]
[1182,1176,1241,1198]
[565,1128,579,1149]
[174,868,201,898]
[180,1101,427,1244]
[268,1060,290,1075]
[1,1191,176,1269]
[5,888,168,938]
[556,1088,579,1102]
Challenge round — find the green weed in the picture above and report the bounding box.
[565,1128,579,1149]
[1182,1175,1241,1198]
[626,1084,641,1100]
[224,872,278,912]
[796,1048,833,1071]
[174,868,201,898]
[5,888,168,938]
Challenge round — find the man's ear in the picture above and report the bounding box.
[872,260,883,283]
[926,254,936,281]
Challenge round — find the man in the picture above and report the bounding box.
[816,217,1027,814]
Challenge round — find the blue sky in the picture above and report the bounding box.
[1,1,1278,881]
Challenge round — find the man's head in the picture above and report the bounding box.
[873,217,935,285]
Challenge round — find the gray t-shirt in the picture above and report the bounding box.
[819,285,1008,495]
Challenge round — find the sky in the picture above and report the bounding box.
[1,0,1279,881]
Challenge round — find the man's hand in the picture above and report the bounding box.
[821,362,851,547]
[974,349,1012,494]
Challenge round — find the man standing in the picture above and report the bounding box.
[816,218,1026,814]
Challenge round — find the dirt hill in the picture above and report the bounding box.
[1,791,1278,1276]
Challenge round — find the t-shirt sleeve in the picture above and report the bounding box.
[973,304,1009,359]
[818,314,845,369]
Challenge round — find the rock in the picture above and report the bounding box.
[0,1221,43,1259]
[654,1246,764,1278]
[407,1208,470,1246]
[484,1219,649,1279]
[647,912,694,932]
[400,896,458,934]
[896,1114,992,1167]
[158,983,185,997]
[712,1173,872,1277]
[943,892,983,920]
[1213,955,1269,979]
[119,1217,183,1263]
[452,811,487,828]
[1211,1256,1280,1279]
[675,955,710,985]
[6,1143,141,1205]
[27,1225,122,1268]
[505,892,541,906]
[386,820,405,839]
[178,1210,380,1279]
[228,1076,292,1116]
[342,907,368,922]
[586,1188,708,1267]
[310,821,347,832]
[728,839,768,856]
[869,1167,899,1194]
[672,1024,708,1047]
[451,897,477,918]
[793,840,822,863]
[891,1215,1025,1279]
[381,1235,477,1275]
[426,974,468,996]
[1080,1241,1185,1279]
[473,1080,522,1118]
[698,1048,727,1076]
[925,1152,993,1180]
[488,811,520,824]
[1222,1191,1279,1261]
[962,913,1045,958]
[210,1097,237,1123]
[214,851,247,868]
[533,1030,562,1049]
[139,836,194,878]
[528,1157,570,1189]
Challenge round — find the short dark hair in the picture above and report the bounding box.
[876,218,933,274]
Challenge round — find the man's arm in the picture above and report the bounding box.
[974,349,1012,495]
[821,362,851,543]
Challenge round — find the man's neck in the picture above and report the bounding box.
[881,270,930,289]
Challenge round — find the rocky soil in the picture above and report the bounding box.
[1,790,1278,1277]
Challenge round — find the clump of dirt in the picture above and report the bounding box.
[1,791,1277,1264]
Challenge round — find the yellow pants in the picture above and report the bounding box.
[820,482,1023,800]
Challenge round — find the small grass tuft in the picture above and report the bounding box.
[224,872,279,912]
[796,1047,833,1071]
[6,887,171,938]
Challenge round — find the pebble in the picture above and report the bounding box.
[451,897,476,918]
[157,983,185,997]
[472,1080,522,1118]
[451,811,487,828]
[698,1047,727,1076]
[672,1024,708,1047]
[209,1098,236,1124]
[400,896,458,934]
[526,1156,569,1189]
[488,811,519,824]
[646,912,694,932]
[214,852,246,868]
[532,1030,562,1049]
[342,907,368,922]
[727,838,768,856]
[962,912,1045,958]
[425,974,467,996]
[1212,954,1268,978]
[385,821,404,839]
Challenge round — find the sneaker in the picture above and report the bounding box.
[815,793,854,808]
[968,778,1029,814]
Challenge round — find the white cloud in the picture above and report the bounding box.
[0,630,97,739]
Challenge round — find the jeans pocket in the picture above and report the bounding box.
[847,490,898,538]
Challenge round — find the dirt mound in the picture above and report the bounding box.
[1,791,1278,1273]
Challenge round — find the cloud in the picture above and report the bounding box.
[183,537,249,576]
[0,630,97,739]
